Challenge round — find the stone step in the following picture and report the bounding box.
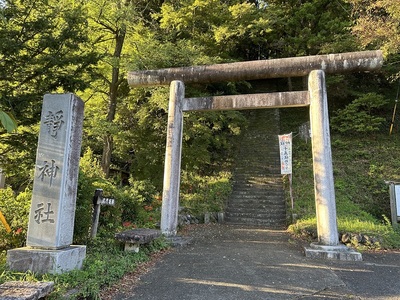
[226,200,285,208]
[234,162,278,165]
[232,185,283,190]
[230,188,284,195]
[224,217,286,228]
[233,168,281,173]
[227,204,285,211]
[228,196,284,204]
[225,209,286,217]
[227,206,285,212]
[233,175,281,180]
[232,182,283,188]
[228,194,283,203]
[232,181,283,186]
[225,211,286,219]
[225,216,286,224]
[225,208,286,216]
[228,198,284,205]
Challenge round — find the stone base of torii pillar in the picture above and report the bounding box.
[304,243,362,261]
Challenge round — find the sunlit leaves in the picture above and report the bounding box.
[331,93,387,134]
[0,0,99,188]
[156,0,273,60]
[348,0,400,55]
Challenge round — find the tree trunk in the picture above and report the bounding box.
[101,27,126,177]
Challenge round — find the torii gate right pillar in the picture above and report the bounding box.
[306,70,361,260]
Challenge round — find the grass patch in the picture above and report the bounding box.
[0,235,170,299]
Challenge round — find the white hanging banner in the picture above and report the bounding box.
[279,133,292,174]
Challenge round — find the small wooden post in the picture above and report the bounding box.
[90,189,103,238]
[90,189,115,238]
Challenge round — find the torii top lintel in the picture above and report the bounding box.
[127,50,383,88]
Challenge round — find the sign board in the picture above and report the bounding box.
[93,189,115,206]
[98,197,115,206]
[396,185,400,218]
[90,189,115,238]
[278,133,292,174]
[389,183,400,226]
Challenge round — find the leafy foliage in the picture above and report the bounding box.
[266,0,356,57]
[349,0,400,56]
[0,0,99,189]
[331,92,387,134]
[0,111,16,133]
[180,171,233,216]
[75,148,161,243]
[0,187,30,250]
[0,0,98,123]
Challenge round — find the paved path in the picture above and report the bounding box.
[113,224,400,300]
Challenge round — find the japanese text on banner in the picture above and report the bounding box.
[279,133,292,174]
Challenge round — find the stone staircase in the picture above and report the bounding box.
[225,109,287,228]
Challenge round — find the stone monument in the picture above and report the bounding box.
[7,93,86,274]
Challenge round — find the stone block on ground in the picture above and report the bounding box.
[0,281,54,300]
[115,228,161,252]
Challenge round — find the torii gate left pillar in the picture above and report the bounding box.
[160,81,184,236]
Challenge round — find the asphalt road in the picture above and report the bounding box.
[111,224,400,300]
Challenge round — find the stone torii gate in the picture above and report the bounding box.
[128,50,383,260]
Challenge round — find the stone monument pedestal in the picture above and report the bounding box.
[304,243,362,261]
[7,245,86,274]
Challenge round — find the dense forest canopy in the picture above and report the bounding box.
[0,0,399,191]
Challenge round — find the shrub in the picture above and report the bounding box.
[0,187,31,250]
[74,148,113,243]
[119,178,160,228]
[331,92,387,134]
[180,171,232,217]
[74,148,161,242]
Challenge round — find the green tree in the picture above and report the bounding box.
[83,0,254,184]
[263,0,356,58]
[82,0,163,178]
[348,0,400,56]
[0,0,99,189]
[155,0,273,60]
